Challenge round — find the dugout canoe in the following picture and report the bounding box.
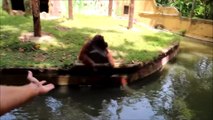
[0,42,179,86]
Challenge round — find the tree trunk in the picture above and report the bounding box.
[31,0,41,37]
[204,2,207,19]
[108,0,113,16]
[2,0,12,14]
[68,0,73,19]
[189,0,195,18]
[128,0,134,29]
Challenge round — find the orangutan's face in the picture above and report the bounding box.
[93,35,108,50]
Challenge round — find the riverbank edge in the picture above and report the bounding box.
[0,42,179,86]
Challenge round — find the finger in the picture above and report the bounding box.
[27,71,33,79]
[39,80,47,85]
[41,84,55,94]
[44,84,55,90]
[28,76,38,82]
[27,71,38,82]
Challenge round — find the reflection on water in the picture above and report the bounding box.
[45,97,62,114]
[1,38,212,120]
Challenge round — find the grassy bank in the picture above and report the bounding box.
[0,10,180,68]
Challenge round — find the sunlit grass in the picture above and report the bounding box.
[0,10,180,68]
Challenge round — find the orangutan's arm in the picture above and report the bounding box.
[78,43,95,66]
[106,49,115,67]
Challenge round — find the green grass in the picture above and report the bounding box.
[0,9,180,68]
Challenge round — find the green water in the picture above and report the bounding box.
[1,38,212,120]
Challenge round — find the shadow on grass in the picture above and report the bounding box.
[39,25,122,67]
[142,32,178,47]
[109,31,179,63]
[110,42,159,63]
[0,14,32,31]
[0,21,122,68]
[0,12,178,68]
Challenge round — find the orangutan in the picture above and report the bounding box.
[78,35,114,67]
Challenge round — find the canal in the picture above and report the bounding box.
[0,37,212,120]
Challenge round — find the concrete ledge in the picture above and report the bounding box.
[185,34,213,43]
[139,12,179,17]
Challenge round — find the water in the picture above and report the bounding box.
[1,38,213,120]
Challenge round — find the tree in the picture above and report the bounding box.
[108,0,113,16]
[128,0,134,29]
[2,0,12,14]
[31,0,41,37]
[189,0,196,18]
[156,0,213,19]
[68,0,73,19]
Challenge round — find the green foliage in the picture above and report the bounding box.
[156,0,213,20]
[156,0,170,6]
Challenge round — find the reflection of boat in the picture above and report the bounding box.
[0,43,179,86]
[0,64,141,87]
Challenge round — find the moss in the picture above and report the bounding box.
[172,98,194,120]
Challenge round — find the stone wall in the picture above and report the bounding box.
[133,0,213,42]
[116,0,212,41]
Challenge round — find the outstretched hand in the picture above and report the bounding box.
[27,71,55,95]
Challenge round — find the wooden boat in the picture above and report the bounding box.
[0,43,179,86]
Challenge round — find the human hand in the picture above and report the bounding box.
[27,71,55,95]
